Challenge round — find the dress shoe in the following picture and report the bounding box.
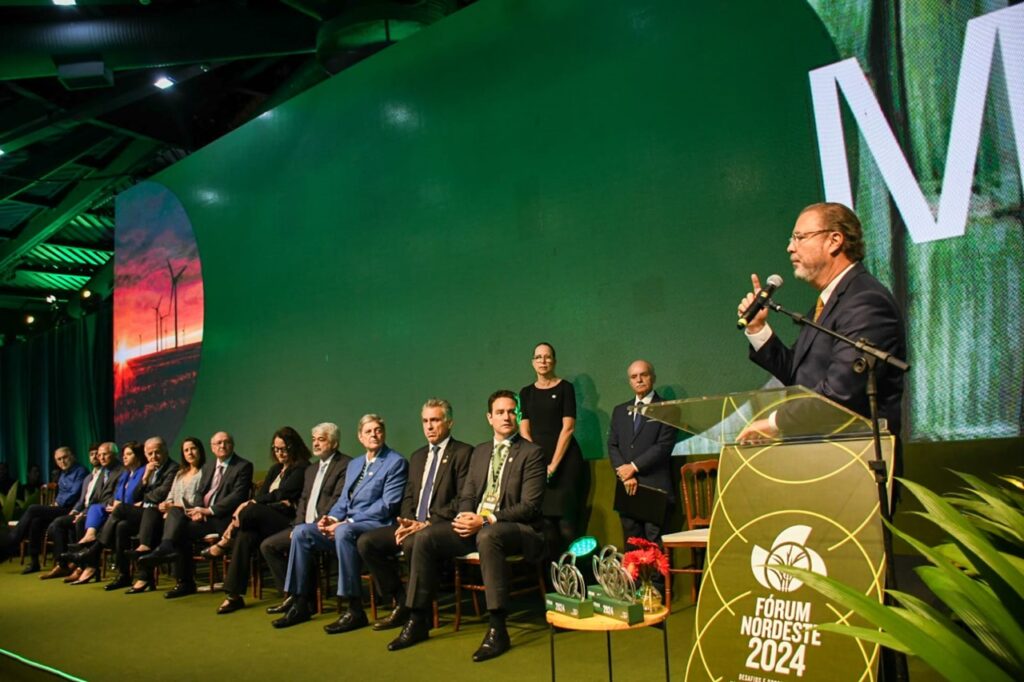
[139,546,177,566]
[272,601,312,629]
[373,605,410,631]
[63,567,83,583]
[387,618,429,651]
[40,565,71,580]
[69,569,99,585]
[323,609,368,634]
[217,595,246,614]
[164,581,197,599]
[21,563,41,575]
[265,596,294,615]
[104,575,132,591]
[125,580,156,595]
[472,627,511,662]
[62,547,94,566]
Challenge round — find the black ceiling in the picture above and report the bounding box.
[0,0,470,341]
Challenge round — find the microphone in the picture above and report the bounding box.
[737,274,783,329]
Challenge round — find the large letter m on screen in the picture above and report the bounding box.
[809,4,1023,243]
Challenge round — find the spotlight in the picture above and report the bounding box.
[568,536,598,559]
[154,76,175,90]
[0,148,5,156]
[81,289,92,299]
[52,0,76,5]
[25,314,35,325]
[45,294,57,304]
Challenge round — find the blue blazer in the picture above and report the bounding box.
[117,466,147,504]
[327,445,407,525]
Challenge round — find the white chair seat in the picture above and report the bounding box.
[662,528,709,544]
[458,552,480,560]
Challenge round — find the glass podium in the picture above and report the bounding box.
[641,387,892,682]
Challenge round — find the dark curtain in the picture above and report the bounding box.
[0,301,113,480]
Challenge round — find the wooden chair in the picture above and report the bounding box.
[453,552,545,631]
[17,483,58,566]
[661,459,718,610]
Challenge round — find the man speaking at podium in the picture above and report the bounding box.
[735,203,906,446]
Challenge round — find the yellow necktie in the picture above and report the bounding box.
[813,297,824,322]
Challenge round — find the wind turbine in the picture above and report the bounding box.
[167,259,187,349]
[151,296,163,353]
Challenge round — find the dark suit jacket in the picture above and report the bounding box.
[255,460,309,513]
[72,469,101,512]
[134,459,180,506]
[328,446,407,525]
[293,450,351,525]
[400,438,473,523]
[94,464,125,505]
[198,454,254,519]
[458,436,546,530]
[608,392,679,501]
[750,262,906,437]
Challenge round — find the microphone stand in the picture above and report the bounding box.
[766,298,909,682]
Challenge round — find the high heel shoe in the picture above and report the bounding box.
[125,580,156,594]
[69,570,99,585]
[63,568,83,583]
[200,541,230,559]
[105,575,132,591]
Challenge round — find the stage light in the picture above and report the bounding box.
[154,76,175,90]
[0,148,5,156]
[81,289,92,299]
[568,535,598,559]
[52,0,76,6]
[45,294,57,304]
[25,314,35,325]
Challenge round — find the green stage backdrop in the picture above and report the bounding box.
[113,0,1024,463]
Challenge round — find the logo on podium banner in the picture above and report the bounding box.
[751,525,828,593]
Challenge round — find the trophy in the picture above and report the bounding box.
[587,545,644,624]
[545,552,594,618]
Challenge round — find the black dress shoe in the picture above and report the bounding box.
[323,609,368,634]
[104,575,132,591]
[272,601,312,629]
[472,627,511,662]
[266,596,293,615]
[387,618,429,651]
[21,563,41,575]
[63,547,95,566]
[125,581,155,595]
[164,581,197,599]
[138,546,177,566]
[217,595,245,614]
[373,605,410,631]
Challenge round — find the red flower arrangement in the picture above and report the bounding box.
[622,537,670,582]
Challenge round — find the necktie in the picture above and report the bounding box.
[813,296,825,322]
[633,402,642,433]
[203,464,224,507]
[349,459,371,500]
[84,470,99,505]
[306,460,330,524]
[416,445,441,522]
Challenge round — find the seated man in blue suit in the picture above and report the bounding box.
[273,414,407,632]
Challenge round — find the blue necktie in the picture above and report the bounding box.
[416,445,441,522]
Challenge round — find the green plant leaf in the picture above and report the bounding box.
[934,543,977,574]
[815,623,908,652]
[779,566,1012,682]
[901,479,1024,604]
[951,472,1016,507]
[2,483,19,523]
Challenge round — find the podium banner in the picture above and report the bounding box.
[684,435,893,681]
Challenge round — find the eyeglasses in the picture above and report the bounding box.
[788,229,833,245]
[272,445,289,453]
[533,355,554,361]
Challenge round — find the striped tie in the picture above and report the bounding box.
[813,296,825,322]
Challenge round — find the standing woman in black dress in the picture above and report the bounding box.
[519,342,585,556]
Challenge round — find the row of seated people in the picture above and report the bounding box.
[3,391,551,662]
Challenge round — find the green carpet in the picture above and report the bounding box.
[0,561,694,681]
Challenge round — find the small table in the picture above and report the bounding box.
[546,607,670,681]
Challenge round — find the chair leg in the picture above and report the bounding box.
[453,562,463,632]
[664,550,673,613]
[432,599,440,630]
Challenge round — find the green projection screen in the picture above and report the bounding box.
[114,0,1024,458]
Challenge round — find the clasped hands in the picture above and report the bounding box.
[452,512,485,538]
[616,464,638,496]
[393,517,427,544]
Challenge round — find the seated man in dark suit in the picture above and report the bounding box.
[389,390,546,662]
[1,446,88,574]
[260,422,351,615]
[272,414,407,632]
[138,431,253,598]
[357,398,473,631]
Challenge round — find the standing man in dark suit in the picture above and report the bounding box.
[272,414,406,632]
[608,360,679,555]
[138,431,253,598]
[1,446,87,574]
[358,398,473,631]
[261,422,351,615]
[736,202,906,445]
[389,390,547,662]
